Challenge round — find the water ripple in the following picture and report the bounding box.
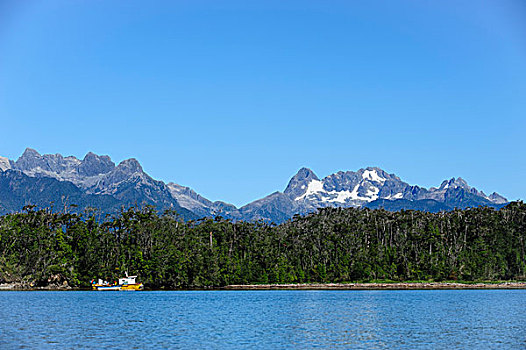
[0,290,525,349]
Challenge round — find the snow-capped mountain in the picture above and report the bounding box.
[283,167,506,209]
[286,167,409,207]
[234,167,508,222]
[0,148,509,222]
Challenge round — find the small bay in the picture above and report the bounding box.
[1,290,524,349]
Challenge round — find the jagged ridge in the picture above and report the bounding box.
[0,148,509,222]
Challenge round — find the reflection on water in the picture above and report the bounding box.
[0,290,525,349]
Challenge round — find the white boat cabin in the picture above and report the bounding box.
[118,275,137,285]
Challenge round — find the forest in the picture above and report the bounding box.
[0,202,525,289]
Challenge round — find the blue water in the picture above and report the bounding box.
[0,290,525,349]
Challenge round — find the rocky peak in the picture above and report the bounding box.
[78,152,115,176]
[87,158,145,193]
[115,158,143,175]
[488,192,508,204]
[15,148,84,176]
[15,148,56,172]
[21,147,40,158]
[359,167,388,184]
[296,167,319,180]
[15,148,44,171]
[0,156,12,172]
[167,183,195,197]
[284,167,320,198]
[439,177,471,191]
[166,182,216,215]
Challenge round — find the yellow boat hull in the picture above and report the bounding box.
[91,283,144,291]
[120,283,144,290]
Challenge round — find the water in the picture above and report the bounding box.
[0,290,525,349]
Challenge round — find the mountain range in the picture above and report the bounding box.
[0,148,508,222]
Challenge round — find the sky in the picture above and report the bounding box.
[0,0,525,207]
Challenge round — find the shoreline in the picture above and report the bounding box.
[222,282,526,290]
[2,281,526,291]
[0,283,72,291]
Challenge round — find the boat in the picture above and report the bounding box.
[94,284,122,291]
[91,272,144,291]
[118,274,144,291]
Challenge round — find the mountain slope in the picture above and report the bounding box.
[365,199,453,212]
[3,149,196,219]
[0,170,119,215]
[240,167,508,222]
[0,148,509,222]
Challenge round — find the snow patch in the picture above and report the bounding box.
[320,183,378,203]
[325,188,356,203]
[296,180,379,203]
[386,192,403,200]
[366,186,379,201]
[296,179,325,200]
[333,191,352,203]
[362,169,385,183]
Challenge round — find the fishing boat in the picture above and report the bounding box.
[91,273,144,291]
[94,283,122,291]
[118,274,144,291]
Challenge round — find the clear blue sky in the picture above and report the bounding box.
[1,0,525,207]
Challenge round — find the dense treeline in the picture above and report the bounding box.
[0,202,525,288]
